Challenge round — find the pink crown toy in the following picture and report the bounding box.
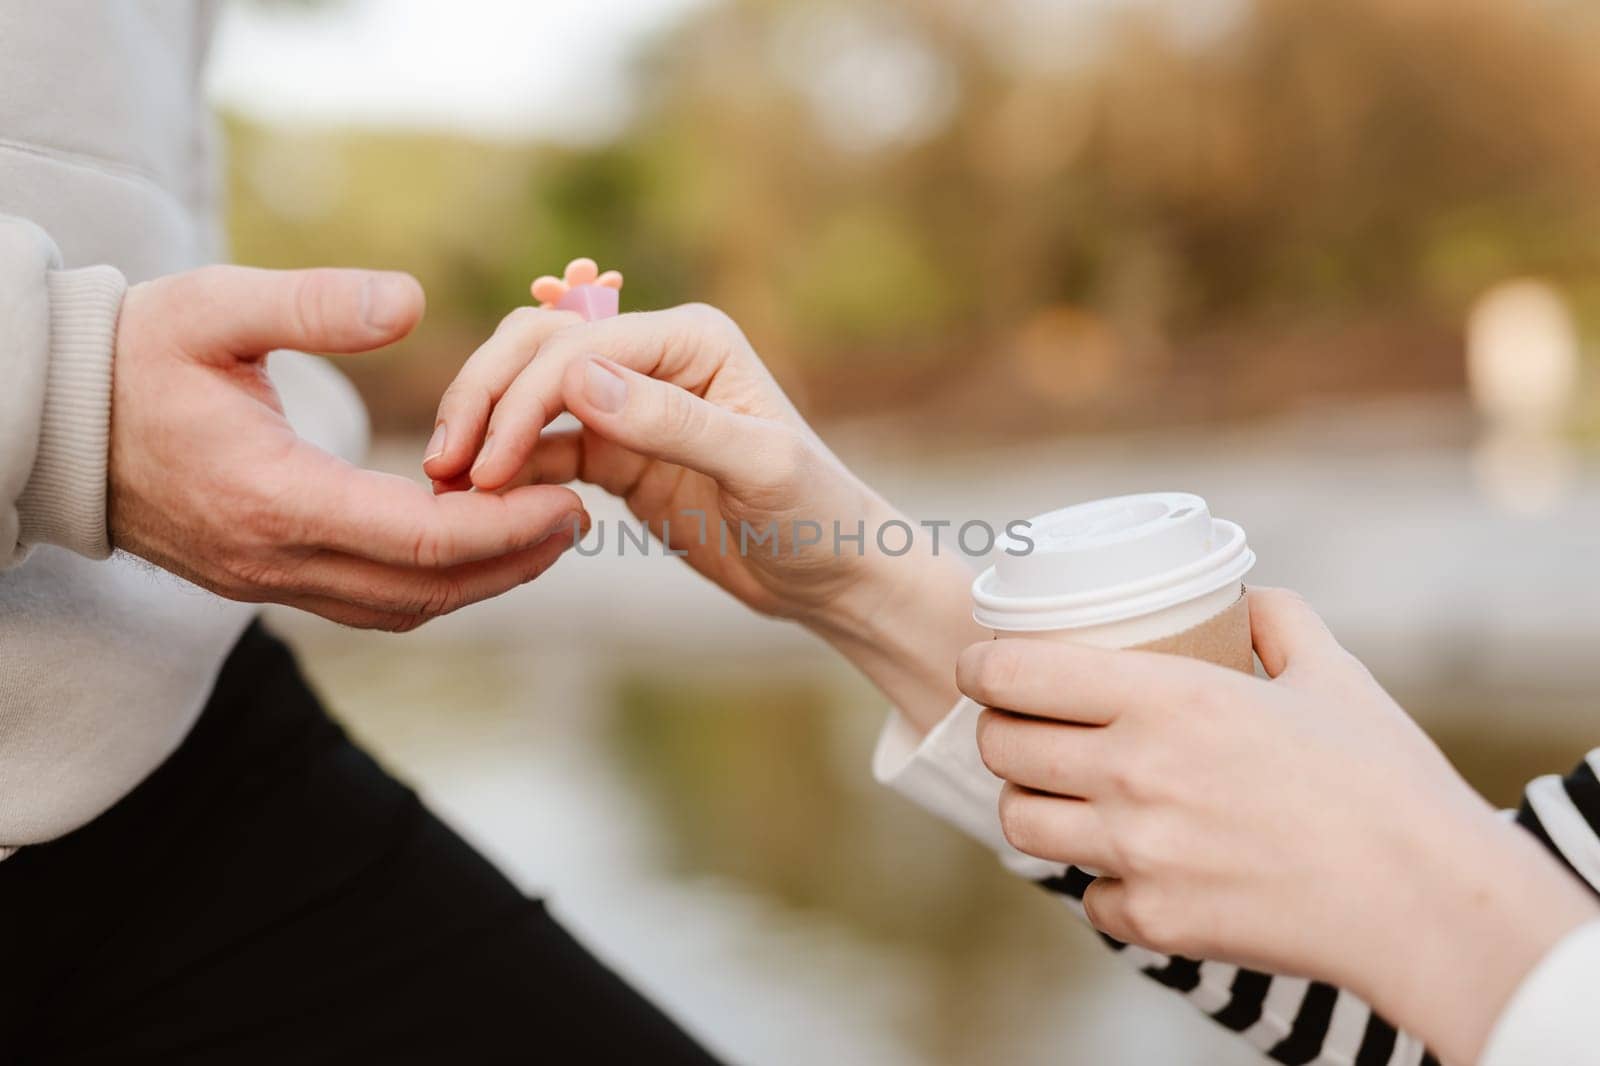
[531,257,624,322]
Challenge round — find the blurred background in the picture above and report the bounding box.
[211,0,1600,1061]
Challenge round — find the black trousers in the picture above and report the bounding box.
[0,624,718,1065]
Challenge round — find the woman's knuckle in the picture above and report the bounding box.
[659,388,704,438]
[975,711,1008,771]
[1119,817,1173,876]
[997,788,1034,851]
[1122,886,1181,951]
[499,305,544,336]
[976,643,1024,704]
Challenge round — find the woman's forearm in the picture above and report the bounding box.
[805,504,987,734]
[1358,802,1600,1066]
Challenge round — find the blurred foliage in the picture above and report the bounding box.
[607,667,1117,1062]
[225,0,1600,435]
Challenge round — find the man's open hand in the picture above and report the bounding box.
[109,266,587,630]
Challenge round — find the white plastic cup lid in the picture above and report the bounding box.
[973,492,1255,631]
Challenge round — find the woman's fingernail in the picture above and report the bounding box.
[423,423,447,463]
[584,357,627,413]
[471,433,496,477]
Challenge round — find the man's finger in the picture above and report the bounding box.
[424,307,583,482]
[955,639,1229,725]
[280,594,425,633]
[286,449,587,568]
[977,709,1111,798]
[997,783,1121,872]
[1248,587,1342,678]
[288,527,580,616]
[166,265,425,362]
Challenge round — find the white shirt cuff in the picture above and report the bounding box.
[872,697,1065,881]
[1479,917,1600,1066]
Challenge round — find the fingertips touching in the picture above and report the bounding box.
[431,472,473,495]
[424,306,583,482]
[469,403,544,492]
[423,382,491,482]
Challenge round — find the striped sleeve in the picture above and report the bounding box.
[1026,759,1600,1066]
[1037,865,1435,1065]
[875,702,1600,1066]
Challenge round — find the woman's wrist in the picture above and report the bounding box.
[1356,798,1599,1066]
[803,500,987,733]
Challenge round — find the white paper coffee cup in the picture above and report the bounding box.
[972,492,1257,671]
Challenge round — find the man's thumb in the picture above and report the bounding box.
[166,265,424,362]
[563,355,788,487]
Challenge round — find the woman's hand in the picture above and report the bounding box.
[963,588,1599,1066]
[424,303,984,728]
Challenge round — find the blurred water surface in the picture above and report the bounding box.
[267,403,1600,1065]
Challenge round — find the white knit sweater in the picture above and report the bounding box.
[0,1,367,851]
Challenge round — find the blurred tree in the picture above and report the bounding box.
[225,0,1600,435]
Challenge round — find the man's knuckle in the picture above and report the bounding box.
[185,264,232,301]
[246,503,291,544]
[227,553,287,594]
[409,526,444,569]
[417,578,465,618]
[291,269,333,333]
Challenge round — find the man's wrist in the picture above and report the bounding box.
[16,266,125,558]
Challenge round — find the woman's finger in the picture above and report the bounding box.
[977,709,1111,797]
[562,356,795,487]
[1080,877,1139,943]
[1248,586,1343,679]
[493,429,657,503]
[997,783,1121,873]
[425,307,583,481]
[956,639,1243,726]
[458,305,746,487]
[473,344,783,491]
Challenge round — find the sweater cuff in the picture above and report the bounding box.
[873,697,1066,880]
[16,266,125,559]
[1479,918,1600,1066]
